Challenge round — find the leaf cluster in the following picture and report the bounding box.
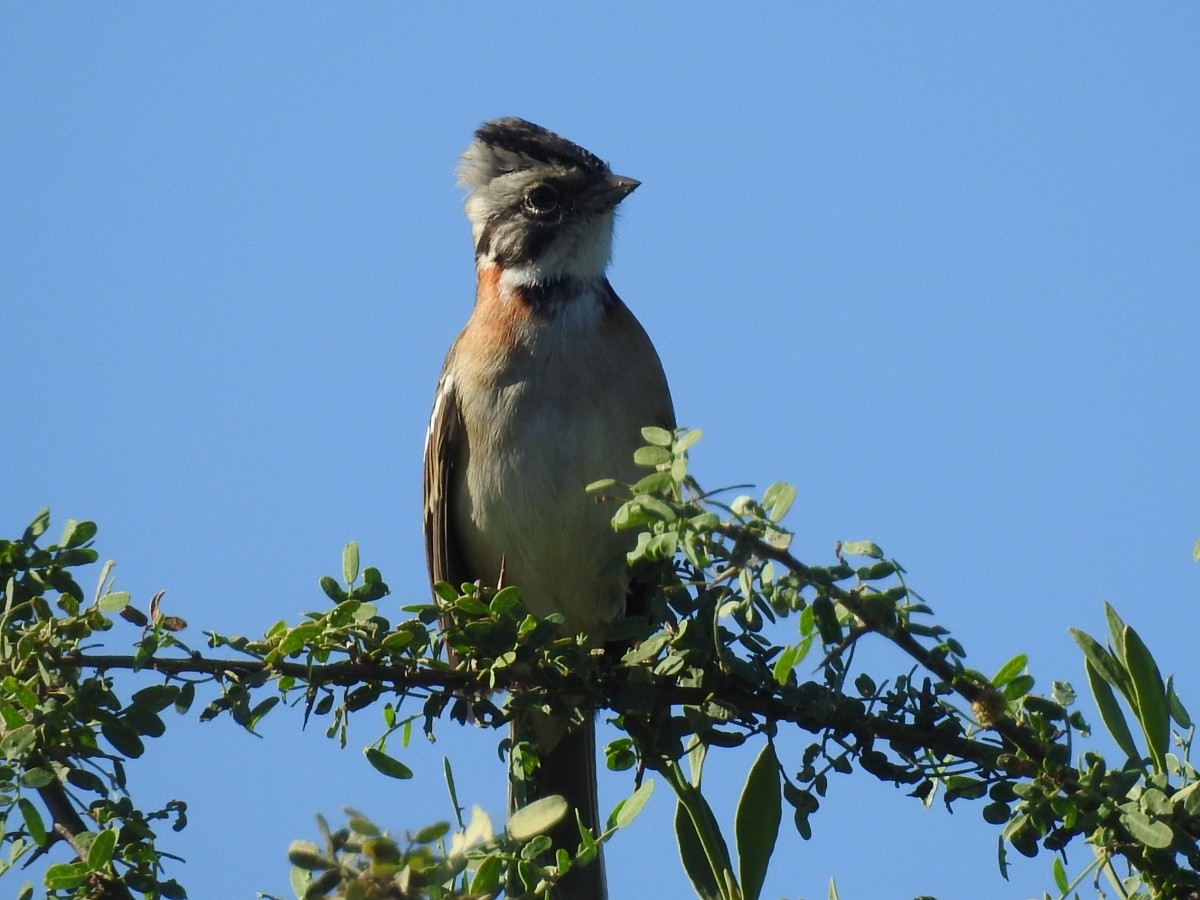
[1,511,188,899]
[4,429,1200,899]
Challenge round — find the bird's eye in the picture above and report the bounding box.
[524,183,560,214]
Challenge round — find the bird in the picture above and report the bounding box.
[423,117,675,899]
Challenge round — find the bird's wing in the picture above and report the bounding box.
[422,366,469,594]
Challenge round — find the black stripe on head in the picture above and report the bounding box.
[475,209,557,268]
[475,118,609,176]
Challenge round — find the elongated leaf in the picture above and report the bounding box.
[1052,856,1069,892]
[1084,659,1139,760]
[364,748,413,780]
[688,740,708,788]
[772,644,801,686]
[1166,676,1193,729]
[1070,628,1132,702]
[611,780,654,830]
[991,654,1027,688]
[736,743,782,900]
[18,798,46,846]
[24,508,49,542]
[101,720,145,758]
[1121,625,1170,772]
[840,540,882,559]
[761,483,797,522]
[674,428,703,453]
[675,799,723,900]
[342,541,360,586]
[1104,602,1128,661]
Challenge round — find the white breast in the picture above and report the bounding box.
[452,286,654,637]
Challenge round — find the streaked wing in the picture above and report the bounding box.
[422,367,468,593]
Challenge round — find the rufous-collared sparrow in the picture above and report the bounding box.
[423,117,674,899]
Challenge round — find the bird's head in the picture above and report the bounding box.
[457,117,639,286]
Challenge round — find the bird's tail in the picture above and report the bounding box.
[510,713,606,900]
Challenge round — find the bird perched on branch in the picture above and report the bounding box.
[423,117,674,899]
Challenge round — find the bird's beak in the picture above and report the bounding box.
[588,173,641,211]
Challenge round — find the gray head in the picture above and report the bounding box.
[457,118,639,283]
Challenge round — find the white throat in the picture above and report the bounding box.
[475,207,617,287]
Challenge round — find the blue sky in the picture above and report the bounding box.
[4,6,1198,899]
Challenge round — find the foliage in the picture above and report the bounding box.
[2,431,1199,899]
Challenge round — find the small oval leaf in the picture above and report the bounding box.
[509,795,569,841]
[87,828,118,869]
[364,748,413,780]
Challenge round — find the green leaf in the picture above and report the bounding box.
[132,684,180,713]
[1052,856,1069,892]
[1082,659,1138,758]
[509,795,568,841]
[66,767,106,794]
[811,595,842,645]
[43,862,88,890]
[840,540,882,559]
[761,483,796,522]
[287,840,329,870]
[18,798,46,846]
[347,812,381,837]
[1070,628,1132,701]
[1001,674,1035,701]
[319,575,346,602]
[1121,808,1174,848]
[1104,602,1128,661]
[1166,676,1193,729]
[413,822,451,844]
[674,428,703,453]
[736,743,782,900]
[60,519,97,549]
[991,654,1027,688]
[97,591,131,612]
[633,471,674,495]
[1,723,37,756]
[641,426,673,447]
[279,622,324,655]
[470,855,504,893]
[174,681,196,715]
[1121,624,1170,772]
[634,445,672,467]
[1193,537,1200,562]
[101,720,145,758]
[489,585,523,617]
[772,643,801,685]
[24,508,50,542]
[364,747,413,780]
[342,541,360,585]
[610,780,654,830]
[675,799,723,900]
[20,767,56,788]
[249,696,281,730]
[87,828,118,869]
[982,801,1010,825]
